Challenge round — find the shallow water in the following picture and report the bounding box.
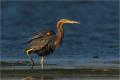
[1,69,119,80]
[2,76,119,80]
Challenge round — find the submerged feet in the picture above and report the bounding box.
[30,62,34,70]
[26,53,34,69]
[27,53,44,70]
[29,61,34,66]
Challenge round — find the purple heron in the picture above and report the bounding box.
[24,19,80,69]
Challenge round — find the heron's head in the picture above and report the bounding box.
[58,19,80,24]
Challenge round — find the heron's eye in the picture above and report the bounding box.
[47,32,51,36]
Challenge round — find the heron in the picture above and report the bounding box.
[24,19,80,70]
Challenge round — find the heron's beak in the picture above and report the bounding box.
[69,20,80,24]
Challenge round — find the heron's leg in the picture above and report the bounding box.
[27,53,34,66]
[41,56,44,70]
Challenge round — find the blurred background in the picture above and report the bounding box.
[1,1,119,68]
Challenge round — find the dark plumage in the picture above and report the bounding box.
[24,19,80,69]
[25,31,55,56]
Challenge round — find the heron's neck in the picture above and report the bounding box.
[54,22,64,48]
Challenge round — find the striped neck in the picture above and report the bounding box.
[54,21,64,48]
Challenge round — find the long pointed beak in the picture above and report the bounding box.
[70,20,80,24]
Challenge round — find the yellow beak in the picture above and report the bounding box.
[69,20,80,24]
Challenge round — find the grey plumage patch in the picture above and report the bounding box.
[25,30,55,56]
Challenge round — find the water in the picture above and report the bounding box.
[1,1,119,68]
[1,69,119,80]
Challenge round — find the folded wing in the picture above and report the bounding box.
[26,31,55,56]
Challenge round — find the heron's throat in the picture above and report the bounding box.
[54,22,64,48]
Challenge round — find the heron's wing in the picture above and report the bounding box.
[28,31,47,43]
[26,31,55,56]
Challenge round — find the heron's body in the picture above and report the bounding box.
[25,31,55,56]
[24,19,80,70]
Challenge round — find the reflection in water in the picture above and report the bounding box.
[22,73,44,80]
[41,73,44,80]
[22,76,35,80]
[22,70,53,80]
